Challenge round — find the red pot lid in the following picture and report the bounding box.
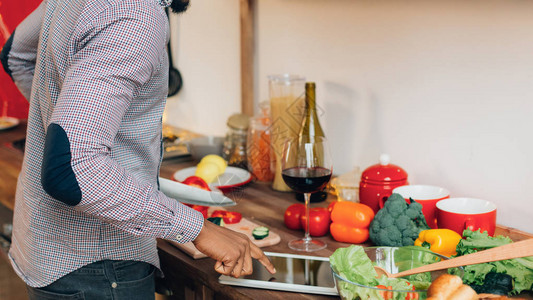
[361,154,408,183]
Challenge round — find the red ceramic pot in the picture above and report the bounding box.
[359,154,408,213]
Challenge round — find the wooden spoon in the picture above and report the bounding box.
[374,238,533,279]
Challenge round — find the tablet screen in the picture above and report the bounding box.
[219,252,337,296]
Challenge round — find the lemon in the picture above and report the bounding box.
[200,155,227,174]
[195,162,220,183]
[196,161,222,174]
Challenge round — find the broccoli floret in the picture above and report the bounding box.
[377,224,403,246]
[404,200,423,219]
[384,195,407,215]
[402,227,417,241]
[395,215,411,231]
[402,236,415,246]
[380,216,394,228]
[369,193,430,247]
[370,219,381,232]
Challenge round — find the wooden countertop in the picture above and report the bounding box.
[0,120,27,211]
[1,122,532,299]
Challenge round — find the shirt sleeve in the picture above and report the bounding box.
[0,0,45,100]
[45,3,203,243]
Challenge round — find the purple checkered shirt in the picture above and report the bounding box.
[5,0,204,287]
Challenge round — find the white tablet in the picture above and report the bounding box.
[219,252,338,296]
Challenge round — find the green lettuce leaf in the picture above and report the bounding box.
[330,245,378,285]
[456,229,513,256]
[330,245,429,300]
[457,229,533,295]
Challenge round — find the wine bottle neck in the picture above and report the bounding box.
[300,82,324,139]
[305,83,317,113]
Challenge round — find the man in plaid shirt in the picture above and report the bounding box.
[1,0,274,298]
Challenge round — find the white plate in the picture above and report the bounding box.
[172,166,252,191]
[159,177,235,207]
[0,117,20,131]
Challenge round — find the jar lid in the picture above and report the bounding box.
[227,113,250,130]
[361,154,408,183]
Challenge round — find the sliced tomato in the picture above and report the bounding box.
[182,176,211,191]
[405,282,419,300]
[184,203,209,218]
[406,291,419,300]
[210,210,242,224]
[376,285,393,300]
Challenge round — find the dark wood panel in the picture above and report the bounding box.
[0,254,28,300]
[0,120,26,210]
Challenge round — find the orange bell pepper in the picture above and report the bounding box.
[329,201,375,244]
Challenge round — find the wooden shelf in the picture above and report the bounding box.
[240,0,255,116]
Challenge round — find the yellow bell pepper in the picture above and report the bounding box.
[414,229,462,257]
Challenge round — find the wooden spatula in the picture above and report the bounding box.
[374,238,533,279]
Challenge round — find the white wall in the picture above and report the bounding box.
[165,0,533,233]
[163,0,241,136]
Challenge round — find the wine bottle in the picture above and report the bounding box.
[298,82,324,143]
[295,82,327,203]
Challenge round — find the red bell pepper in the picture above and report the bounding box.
[182,176,211,191]
[210,210,242,224]
[180,176,211,218]
[183,204,209,218]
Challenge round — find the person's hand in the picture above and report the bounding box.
[192,220,276,278]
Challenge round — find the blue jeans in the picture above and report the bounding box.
[26,260,155,300]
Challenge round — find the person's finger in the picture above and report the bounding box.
[214,260,233,276]
[214,260,225,274]
[250,243,276,274]
[242,243,253,276]
[231,254,245,278]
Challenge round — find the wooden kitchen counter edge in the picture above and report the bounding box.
[1,123,532,299]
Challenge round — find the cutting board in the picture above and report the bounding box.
[169,208,281,259]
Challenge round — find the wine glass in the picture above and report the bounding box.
[281,136,332,251]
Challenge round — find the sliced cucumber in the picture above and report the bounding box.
[252,226,269,240]
[207,217,225,227]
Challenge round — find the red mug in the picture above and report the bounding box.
[436,198,497,236]
[391,185,450,229]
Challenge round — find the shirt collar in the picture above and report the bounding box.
[158,0,172,7]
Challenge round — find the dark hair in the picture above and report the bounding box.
[170,0,190,13]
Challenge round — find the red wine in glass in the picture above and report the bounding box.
[281,136,332,252]
[282,167,331,194]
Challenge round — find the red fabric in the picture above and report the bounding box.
[0,0,42,119]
